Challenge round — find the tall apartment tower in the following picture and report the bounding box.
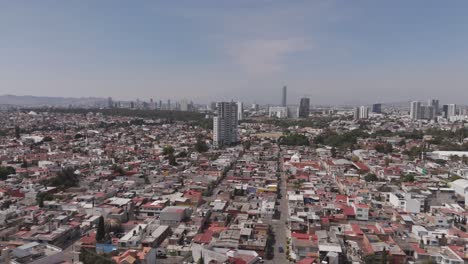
[410,101,422,120]
[282,86,287,107]
[298,97,310,118]
[237,101,244,121]
[354,106,369,119]
[447,104,457,119]
[213,102,238,148]
[359,106,369,119]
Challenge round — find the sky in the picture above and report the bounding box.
[1,1,468,105]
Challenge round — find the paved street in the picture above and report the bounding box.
[265,157,290,264]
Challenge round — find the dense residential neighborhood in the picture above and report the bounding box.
[0,103,467,264]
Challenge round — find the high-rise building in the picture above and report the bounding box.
[213,102,238,147]
[442,105,449,118]
[447,104,457,118]
[428,99,439,116]
[372,103,382,114]
[107,97,114,109]
[269,106,288,118]
[282,86,287,107]
[180,100,189,111]
[353,107,360,120]
[237,101,244,121]
[421,105,434,120]
[410,101,422,120]
[298,97,310,118]
[287,106,299,118]
[354,106,369,119]
[359,106,369,119]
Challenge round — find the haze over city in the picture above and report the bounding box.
[1,1,468,104]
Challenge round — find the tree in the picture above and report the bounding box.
[382,247,388,264]
[0,166,15,180]
[375,143,393,154]
[14,125,21,139]
[43,136,53,142]
[163,145,175,155]
[384,157,391,167]
[45,167,80,189]
[364,173,378,182]
[265,225,275,260]
[195,137,209,153]
[279,133,309,146]
[36,192,53,208]
[197,256,204,264]
[331,147,337,158]
[96,216,106,242]
[401,174,415,182]
[242,140,251,151]
[111,165,125,176]
[168,154,178,166]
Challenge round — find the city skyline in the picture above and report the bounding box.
[2,1,468,104]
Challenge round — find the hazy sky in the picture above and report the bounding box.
[1,1,468,104]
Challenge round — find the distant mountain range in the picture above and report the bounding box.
[0,94,107,107]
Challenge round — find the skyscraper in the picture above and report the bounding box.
[298,97,310,118]
[421,105,434,120]
[354,106,369,119]
[442,105,449,118]
[237,101,244,121]
[428,99,439,116]
[410,101,422,120]
[359,106,369,119]
[107,97,113,109]
[447,104,457,119]
[180,100,189,111]
[372,103,382,114]
[282,86,287,107]
[213,102,238,148]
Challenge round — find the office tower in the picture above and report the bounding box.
[421,105,434,120]
[107,97,113,109]
[428,99,439,116]
[442,105,449,118]
[213,102,238,147]
[298,97,310,118]
[282,86,287,107]
[130,101,135,109]
[167,100,171,110]
[237,101,244,121]
[410,101,422,120]
[447,104,457,118]
[372,103,382,114]
[251,104,259,111]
